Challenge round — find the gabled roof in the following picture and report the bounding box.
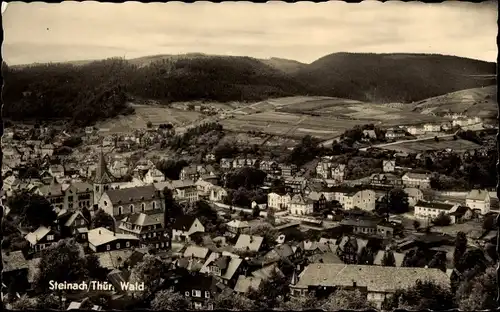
[415,200,455,211]
[94,150,114,184]
[71,181,93,193]
[226,220,250,229]
[184,245,210,259]
[200,252,243,281]
[466,189,489,201]
[105,185,159,206]
[234,275,262,294]
[88,227,139,247]
[121,212,162,227]
[172,215,198,231]
[25,226,51,245]
[403,172,431,180]
[234,234,263,252]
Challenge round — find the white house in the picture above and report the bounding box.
[209,186,228,203]
[466,189,491,215]
[155,180,199,204]
[414,201,457,222]
[382,160,395,173]
[143,168,165,184]
[424,123,441,132]
[195,179,216,198]
[97,185,161,217]
[407,125,425,136]
[267,192,292,211]
[402,173,431,189]
[341,189,377,211]
[331,164,346,182]
[289,194,314,215]
[403,187,424,207]
[171,216,205,242]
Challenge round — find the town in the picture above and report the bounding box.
[2,109,498,310]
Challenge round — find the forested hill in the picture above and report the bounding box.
[293,52,496,103]
[2,56,310,126]
[3,53,496,126]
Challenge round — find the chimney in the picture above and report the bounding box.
[99,230,101,235]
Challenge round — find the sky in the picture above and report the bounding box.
[2,1,498,65]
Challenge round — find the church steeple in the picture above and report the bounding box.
[93,148,113,205]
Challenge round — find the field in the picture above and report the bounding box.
[96,104,203,134]
[379,137,481,153]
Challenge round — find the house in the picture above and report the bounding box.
[267,192,292,211]
[200,252,244,287]
[331,164,346,182]
[183,245,210,260]
[25,226,60,254]
[336,236,366,264]
[448,206,474,224]
[382,160,395,173]
[177,273,216,310]
[2,251,30,294]
[259,160,280,175]
[226,220,250,236]
[363,130,377,140]
[110,160,129,178]
[341,189,376,211]
[234,275,262,294]
[376,221,398,238]
[370,173,403,187]
[289,194,314,215]
[340,219,379,236]
[403,187,424,207]
[195,179,216,198]
[414,201,458,222]
[41,144,55,157]
[48,165,65,179]
[234,234,264,252]
[37,180,66,211]
[180,165,199,181]
[307,192,327,211]
[316,160,333,179]
[98,185,162,217]
[407,125,425,136]
[56,210,90,243]
[280,164,298,178]
[424,123,441,132]
[466,189,491,215]
[172,216,205,242]
[402,172,431,189]
[70,181,94,210]
[143,168,165,184]
[118,212,169,250]
[284,176,307,194]
[385,129,406,140]
[220,158,233,169]
[205,153,216,162]
[289,263,450,308]
[155,180,199,204]
[67,300,102,311]
[209,186,228,203]
[88,227,140,252]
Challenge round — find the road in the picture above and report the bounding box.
[358,130,460,152]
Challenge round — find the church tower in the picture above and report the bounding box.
[93,150,113,206]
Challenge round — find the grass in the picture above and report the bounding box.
[379,137,481,153]
[96,104,202,134]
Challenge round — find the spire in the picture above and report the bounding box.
[95,149,111,183]
[290,269,298,286]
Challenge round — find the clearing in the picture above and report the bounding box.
[379,136,480,153]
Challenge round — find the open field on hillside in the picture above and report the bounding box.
[278,97,364,112]
[379,137,480,153]
[96,104,203,134]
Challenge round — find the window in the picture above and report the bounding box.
[116,243,120,249]
[126,242,130,247]
[104,201,108,206]
[208,303,214,310]
[205,291,210,298]
[47,235,54,241]
[192,290,201,297]
[118,206,123,215]
[106,245,110,251]
[141,203,145,212]
[68,196,74,202]
[152,202,156,210]
[95,186,100,192]
[185,291,190,297]
[130,205,134,213]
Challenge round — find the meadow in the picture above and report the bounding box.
[379,137,481,153]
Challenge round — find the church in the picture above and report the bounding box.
[92,151,164,218]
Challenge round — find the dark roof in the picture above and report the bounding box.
[106,185,159,206]
[415,201,455,211]
[340,218,379,228]
[95,151,114,183]
[179,273,217,292]
[449,206,471,216]
[172,215,197,231]
[212,256,230,270]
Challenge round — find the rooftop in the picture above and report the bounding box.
[88,227,139,247]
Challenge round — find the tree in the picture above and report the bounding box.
[428,251,447,272]
[92,209,115,230]
[383,280,455,310]
[456,266,497,310]
[34,239,90,292]
[434,136,439,142]
[387,188,409,214]
[150,289,190,310]
[214,291,255,310]
[321,289,374,310]
[7,190,57,228]
[381,250,396,266]
[252,204,260,218]
[146,121,153,128]
[266,208,276,226]
[129,254,169,299]
[9,295,39,310]
[458,248,488,274]
[454,231,468,271]
[482,214,496,231]
[358,246,375,265]
[413,220,421,230]
[432,212,452,226]
[249,223,278,247]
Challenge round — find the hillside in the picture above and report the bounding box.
[412,85,497,118]
[294,52,496,103]
[260,57,307,74]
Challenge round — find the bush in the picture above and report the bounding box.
[432,212,452,226]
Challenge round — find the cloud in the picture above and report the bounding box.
[2,1,497,65]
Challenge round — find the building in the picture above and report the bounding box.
[56,210,90,243]
[177,273,216,310]
[424,123,441,132]
[403,187,424,207]
[289,194,314,215]
[280,164,298,179]
[307,192,327,211]
[195,179,216,198]
[199,252,244,287]
[267,192,292,211]
[172,216,205,242]
[402,172,431,189]
[88,227,140,252]
[25,226,60,254]
[284,176,307,194]
[209,186,228,203]
[331,164,346,182]
[341,189,376,211]
[407,125,425,136]
[290,264,450,308]
[118,212,169,249]
[37,179,66,211]
[143,168,166,184]
[93,151,116,204]
[382,160,395,173]
[66,181,94,210]
[385,129,406,140]
[98,185,162,217]
[340,219,378,235]
[466,189,491,215]
[414,201,457,223]
[180,165,199,181]
[155,180,199,204]
[316,160,332,179]
[226,220,250,236]
[370,173,403,188]
[234,234,264,252]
